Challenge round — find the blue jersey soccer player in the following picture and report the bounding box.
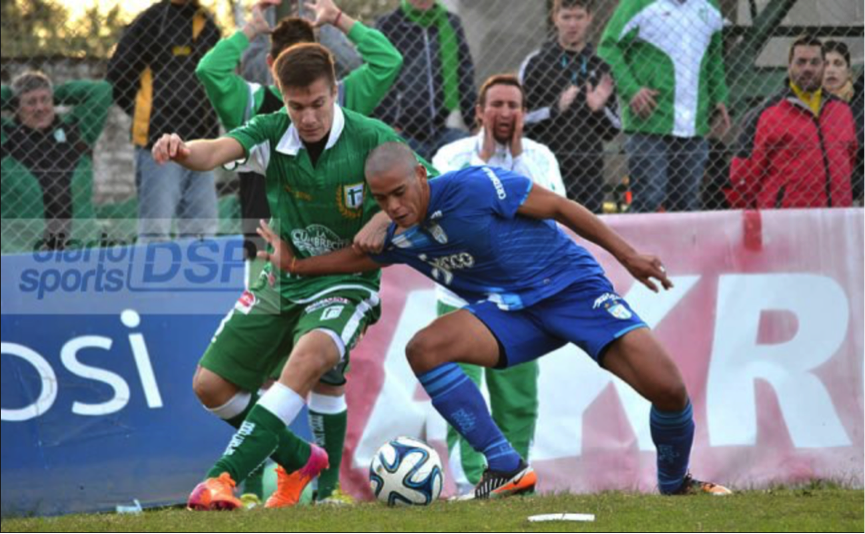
[256,142,733,499]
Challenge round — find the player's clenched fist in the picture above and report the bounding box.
[152,133,191,165]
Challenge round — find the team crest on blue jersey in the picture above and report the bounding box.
[593,292,632,320]
[607,302,633,320]
[427,223,448,244]
[337,183,365,219]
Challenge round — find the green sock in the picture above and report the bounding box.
[221,393,310,476]
[208,405,310,482]
[271,429,311,474]
[224,395,256,429]
[222,392,265,494]
[244,464,265,498]
[309,409,347,500]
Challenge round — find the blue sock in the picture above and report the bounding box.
[650,400,695,494]
[418,363,521,473]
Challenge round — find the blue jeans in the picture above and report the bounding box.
[405,128,469,161]
[135,147,218,242]
[625,134,709,213]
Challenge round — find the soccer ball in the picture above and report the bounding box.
[369,436,444,506]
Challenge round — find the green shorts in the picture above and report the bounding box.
[199,273,381,392]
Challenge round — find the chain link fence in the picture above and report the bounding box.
[1,0,862,254]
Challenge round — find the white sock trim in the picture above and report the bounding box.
[257,382,305,427]
[314,328,346,361]
[308,392,347,414]
[206,391,252,421]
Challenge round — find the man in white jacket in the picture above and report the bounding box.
[432,74,565,495]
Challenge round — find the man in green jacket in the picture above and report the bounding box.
[196,0,403,131]
[598,0,730,213]
[1,72,112,252]
[194,0,403,505]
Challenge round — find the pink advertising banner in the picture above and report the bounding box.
[339,208,864,498]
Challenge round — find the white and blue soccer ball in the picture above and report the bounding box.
[369,436,444,506]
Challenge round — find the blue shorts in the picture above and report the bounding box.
[465,276,647,367]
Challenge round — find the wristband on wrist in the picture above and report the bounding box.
[290,257,297,274]
[334,10,343,27]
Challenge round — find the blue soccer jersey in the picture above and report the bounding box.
[371,166,606,310]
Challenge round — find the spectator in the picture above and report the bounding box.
[196,0,403,260]
[373,0,477,160]
[238,2,365,87]
[520,0,619,213]
[1,72,112,250]
[823,41,865,205]
[107,0,221,242]
[728,36,857,209]
[599,0,730,213]
[431,74,565,496]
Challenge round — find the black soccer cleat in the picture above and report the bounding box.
[672,473,732,496]
[473,460,537,500]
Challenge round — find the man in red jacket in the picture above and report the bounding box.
[728,36,858,209]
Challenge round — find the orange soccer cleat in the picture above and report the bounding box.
[265,444,330,508]
[187,472,243,511]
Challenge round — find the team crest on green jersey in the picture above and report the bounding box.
[337,183,365,219]
[291,224,349,256]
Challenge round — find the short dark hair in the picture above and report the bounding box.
[273,43,336,90]
[365,142,417,181]
[823,40,851,68]
[554,0,592,14]
[270,17,316,59]
[788,35,824,64]
[477,74,525,108]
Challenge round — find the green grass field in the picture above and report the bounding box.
[2,484,862,533]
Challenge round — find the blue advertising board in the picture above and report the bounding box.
[1,237,311,516]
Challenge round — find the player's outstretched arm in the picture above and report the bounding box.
[518,185,673,293]
[151,133,245,172]
[257,220,382,276]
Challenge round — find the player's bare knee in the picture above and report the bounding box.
[652,381,689,412]
[193,368,233,408]
[405,330,444,374]
[291,347,339,376]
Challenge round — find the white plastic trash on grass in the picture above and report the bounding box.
[115,499,143,515]
[527,513,595,522]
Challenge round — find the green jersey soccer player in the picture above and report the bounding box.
[152,43,432,511]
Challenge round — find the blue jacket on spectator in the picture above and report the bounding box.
[373,3,476,144]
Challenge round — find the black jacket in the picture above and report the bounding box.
[107,0,220,148]
[520,41,619,160]
[373,8,476,141]
[850,73,865,200]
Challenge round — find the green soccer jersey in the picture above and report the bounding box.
[226,105,430,301]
